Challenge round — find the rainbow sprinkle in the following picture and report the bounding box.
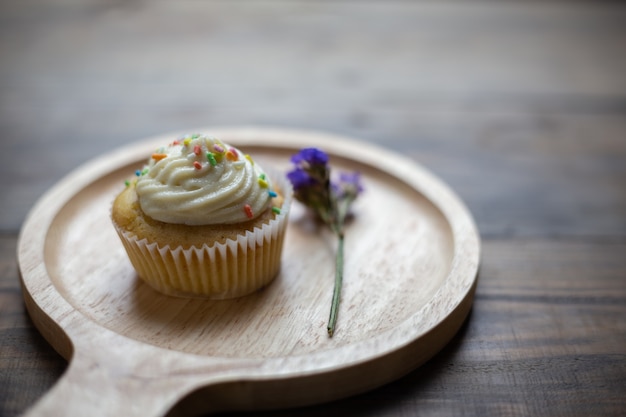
[268,190,277,198]
[258,178,268,188]
[225,149,238,161]
[193,145,201,156]
[193,161,202,170]
[272,207,281,214]
[207,152,217,166]
[151,153,167,161]
[244,204,254,219]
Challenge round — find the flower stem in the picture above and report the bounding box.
[327,231,344,337]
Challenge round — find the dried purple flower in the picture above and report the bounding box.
[286,147,363,337]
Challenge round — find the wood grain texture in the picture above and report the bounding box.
[4,237,625,416]
[0,236,67,416]
[1,1,625,416]
[1,1,625,236]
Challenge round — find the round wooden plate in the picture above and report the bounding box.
[18,127,480,417]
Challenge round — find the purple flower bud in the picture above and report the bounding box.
[287,168,316,190]
[290,147,329,166]
[338,171,364,195]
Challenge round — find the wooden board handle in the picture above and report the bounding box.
[22,349,197,417]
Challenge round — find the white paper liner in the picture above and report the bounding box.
[113,168,292,299]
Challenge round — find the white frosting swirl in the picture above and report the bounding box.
[135,135,272,225]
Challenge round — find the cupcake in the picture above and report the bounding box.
[111,134,291,299]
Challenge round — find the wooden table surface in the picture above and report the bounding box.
[1,1,625,416]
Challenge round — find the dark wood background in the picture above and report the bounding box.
[1,1,625,416]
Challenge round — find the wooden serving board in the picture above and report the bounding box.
[17,127,480,417]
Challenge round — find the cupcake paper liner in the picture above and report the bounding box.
[113,169,292,299]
